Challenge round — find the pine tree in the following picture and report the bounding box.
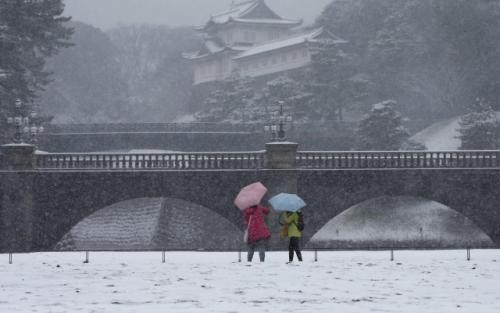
[255,75,312,122]
[457,99,500,150]
[0,0,72,140]
[357,100,411,150]
[195,72,255,123]
[305,39,370,122]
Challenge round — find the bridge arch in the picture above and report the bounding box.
[298,169,500,245]
[55,197,244,251]
[307,196,494,249]
[33,170,262,250]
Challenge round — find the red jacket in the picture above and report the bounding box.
[243,205,271,243]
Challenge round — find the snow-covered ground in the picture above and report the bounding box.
[411,112,500,150]
[1,250,499,313]
[411,117,462,150]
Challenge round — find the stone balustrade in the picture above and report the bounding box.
[28,149,500,171]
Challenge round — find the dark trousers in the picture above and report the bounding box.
[248,238,268,262]
[289,237,302,262]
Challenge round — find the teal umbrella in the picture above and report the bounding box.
[269,193,306,212]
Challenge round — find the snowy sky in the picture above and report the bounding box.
[63,0,332,30]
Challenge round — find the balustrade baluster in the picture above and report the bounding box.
[164,155,169,169]
[220,154,225,169]
[125,155,130,169]
[471,152,476,168]
[140,155,145,169]
[232,154,236,169]
[169,155,175,169]
[375,153,380,168]
[458,152,464,168]
[383,153,389,168]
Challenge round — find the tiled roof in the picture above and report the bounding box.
[210,0,258,24]
[197,0,301,30]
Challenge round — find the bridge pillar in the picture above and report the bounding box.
[0,144,36,252]
[265,141,298,169]
[264,142,299,249]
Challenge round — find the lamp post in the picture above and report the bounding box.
[6,99,44,144]
[264,100,293,142]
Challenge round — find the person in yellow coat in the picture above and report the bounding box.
[281,210,303,263]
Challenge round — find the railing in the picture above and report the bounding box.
[296,151,500,169]
[35,151,265,170]
[33,150,500,170]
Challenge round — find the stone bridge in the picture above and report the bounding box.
[1,143,500,252]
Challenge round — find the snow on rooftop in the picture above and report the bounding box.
[197,0,300,29]
[234,28,334,59]
[232,17,302,25]
[210,0,258,24]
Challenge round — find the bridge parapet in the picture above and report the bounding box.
[35,151,266,170]
[31,149,500,171]
[297,150,500,169]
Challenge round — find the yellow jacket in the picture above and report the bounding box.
[282,212,302,238]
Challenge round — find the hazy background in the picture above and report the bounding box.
[63,0,332,29]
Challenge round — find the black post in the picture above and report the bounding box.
[278,101,285,141]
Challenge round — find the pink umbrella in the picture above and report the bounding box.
[234,182,268,210]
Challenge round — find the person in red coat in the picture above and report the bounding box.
[243,204,271,262]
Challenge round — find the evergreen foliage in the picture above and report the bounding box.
[318,0,500,129]
[0,0,72,103]
[305,39,370,121]
[255,75,312,122]
[195,72,255,123]
[0,0,72,141]
[356,100,411,150]
[457,99,500,150]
